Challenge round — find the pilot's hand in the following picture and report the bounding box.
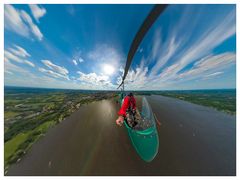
[116,116,124,126]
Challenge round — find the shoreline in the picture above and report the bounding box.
[4,94,117,172]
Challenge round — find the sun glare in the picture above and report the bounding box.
[103,64,115,75]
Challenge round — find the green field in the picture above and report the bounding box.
[5,132,31,166]
[4,89,116,171]
[153,90,236,114]
[4,111,20,120]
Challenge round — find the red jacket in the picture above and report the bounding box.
[118,95,136,117]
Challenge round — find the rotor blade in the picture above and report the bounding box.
[117,81,124,89]
[117,4,168,89]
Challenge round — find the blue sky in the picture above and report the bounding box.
[4,4,236,90]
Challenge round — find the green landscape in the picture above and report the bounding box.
[134,89,236,115]
[155,90,236,114]
[4,87,117,171]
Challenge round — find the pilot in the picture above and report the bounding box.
[116,92,138,127]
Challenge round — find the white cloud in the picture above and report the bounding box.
[40,60,69,80]
[156,7,235,79]
[125,67,148,89]
[77,71,115,89]
[178,53,235,80]
[79,57,84,63]
[150,35,180,76]
[4,4,30,37]
[5,62,79,89]
[131,5,236,90]
[72,57,84,65]
[4,57,29,74]
[204,72,224,78]
[117,60,149,90]
[73,59,78,65]
[78,71,108,84]
[9,45,30,58]
[4,50,23,63]
[20,10,43,41]
[24,60,35,67]
[29,4,46,22]
[151,29,162,62]
[4,45,35,68]
[87,44,123,79]
[4,64,72,88]
[5,70,69,89]
[71,50,84,66]
[119,51,235,90]
[159,63,180,79]
[143,52,235,90]
[4,5,43,41]
[88,44,122,68]
[41,60,69,76]
[5,70,13,75]
[39,68,69,80]
[202,71,224,80]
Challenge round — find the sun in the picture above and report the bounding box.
[103,64,115,75]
